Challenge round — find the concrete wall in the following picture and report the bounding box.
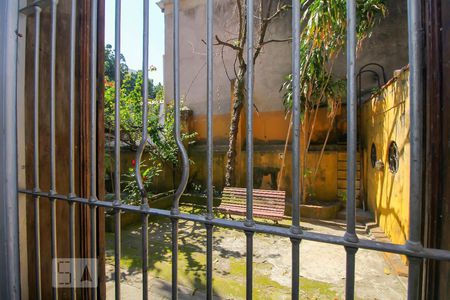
[150,0,409,216]
[113,145,348,209]
[161,0,292,116]
[159,0,409,137]
[333,0,409,94]
[110,105,354,209]
[361,67,410,247]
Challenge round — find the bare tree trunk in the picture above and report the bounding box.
[277,112,293,190]
[220,0,288,187]
[301,107,310,203]
[225,76,245,187]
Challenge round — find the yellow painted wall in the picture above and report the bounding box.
[188,105,349,201]
[192,107,346,145]
[361,67,410,247]
[109,101,351,211]
[186,146,342,203]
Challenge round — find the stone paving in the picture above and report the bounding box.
[105,207,407,299]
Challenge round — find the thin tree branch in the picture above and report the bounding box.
[214,35,241,51]
[260,37,292,46]
[253,0,290,64]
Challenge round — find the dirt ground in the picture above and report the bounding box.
[104,205,407,299]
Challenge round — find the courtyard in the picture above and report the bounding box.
[1,0,450,298]
[105,205,407,299]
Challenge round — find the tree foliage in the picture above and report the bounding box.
[278,0,386,201]
[104,46,196,199]
[104,44,128,82]
[104,44,161,99]
[281,0,387,111]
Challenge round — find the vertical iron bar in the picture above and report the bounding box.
[90,0,99,298]
[141,0,149,297]
[408,257,422,300]
[344,0,359,299]
[33,7,42,300]
[206,0,214,220]
[50,1,58,299]
[206,0,214,298]
[344,246,357,300]
[135,0,150,298]
[291,238,300,299]
[49,1,57,197]
[69,204,75,300]
[142,214,148,300]
[344,0,358,243]
[113,0,122,299]
[0,0,22,298]
[135,0,149,206]
[406,0,424,299]
[69,0,76,199]
[290,0,301,233]
[172,1,189,208]
[69,0,77,298]
[245,231,254,300]
[245,0,254,226]
[172,0,190,298]
[171,219,179,298]
[245,1,255,299]
[206,224,213,299]
[114,1,121,204]
[291,0,302,298]
[172,5,181,294]
[90,206,97,300]
[90,0,98,203]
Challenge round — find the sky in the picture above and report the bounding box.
[105,0,165,84]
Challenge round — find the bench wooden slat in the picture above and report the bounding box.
[220,200,285,208]
[218,206,283,216]
[221,204,285,210]
[222,191,285,199]
[218,187,285,221]
[221,196,285,204]
[221,188,285,196]
[222,196,285,202]
[217,209,284,220]
[218,206,284,215]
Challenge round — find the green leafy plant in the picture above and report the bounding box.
[104,46,197,197]
[122,158,162,205]
[281,0,387,111]
[338,190,347,207]
[278,0,386,202]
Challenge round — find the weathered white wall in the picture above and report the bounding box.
[160,0,408,115]
[333,0,409,96]
[161,0,292,115]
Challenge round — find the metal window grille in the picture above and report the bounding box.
[11,0,450,300]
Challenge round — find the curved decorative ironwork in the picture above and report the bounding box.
[135,0,150,206]
[357,62,387,103]
[172,0,189,213]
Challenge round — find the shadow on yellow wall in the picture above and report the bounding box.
[361,67,410,255]
[185,104,353,209]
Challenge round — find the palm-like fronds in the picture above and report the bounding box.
[281,0,387,111]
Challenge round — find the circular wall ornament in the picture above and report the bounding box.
[371,143,377,168]
[388,141,399,173]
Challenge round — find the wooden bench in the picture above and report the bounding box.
[218,187,286,221]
